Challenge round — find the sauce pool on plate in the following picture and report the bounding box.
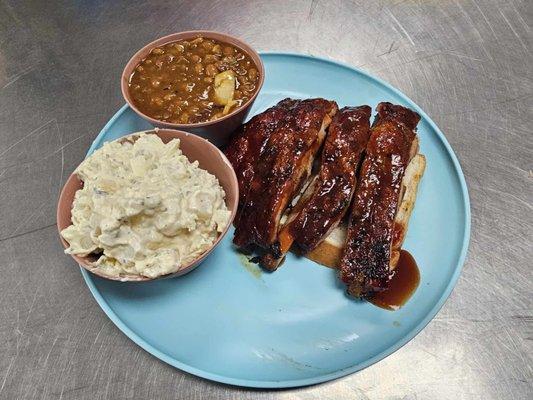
[128,37,260,124]
[369,250,421,311]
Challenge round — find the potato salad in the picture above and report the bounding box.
[61,133,230,278]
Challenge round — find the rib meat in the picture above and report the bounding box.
[224,99,297,210]
[233,98,338,251]
[261,106,372,270]
[339,102,420,297]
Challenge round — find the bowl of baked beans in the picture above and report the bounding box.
[121,31,265,146]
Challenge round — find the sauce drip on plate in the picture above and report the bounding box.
[369,250,420,311]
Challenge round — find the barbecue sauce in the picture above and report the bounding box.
[368,250,420,311]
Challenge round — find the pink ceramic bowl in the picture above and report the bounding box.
[121,31,265,147]
[57,129,239,282]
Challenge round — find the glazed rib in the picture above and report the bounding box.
[261,106,372,270]
[233,98,338,251]
[339,102,420,297]
[224,99,297,209]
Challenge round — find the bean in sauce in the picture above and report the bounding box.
[129,37,260,124]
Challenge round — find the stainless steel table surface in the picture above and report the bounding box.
[0,0,531,399]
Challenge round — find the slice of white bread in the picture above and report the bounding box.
[305,153,426,269]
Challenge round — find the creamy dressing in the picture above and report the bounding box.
[61,133,230,278]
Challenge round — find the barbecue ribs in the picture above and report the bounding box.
[224,99,296,210]
[261,105,372,270]
[232,98,338,252]
[339,102,421,297]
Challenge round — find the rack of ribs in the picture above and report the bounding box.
[224,99,297,211]
[232,98,338,252]
[339,102,421,297]
[261,105,372,270]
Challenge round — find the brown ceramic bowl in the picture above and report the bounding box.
[121,31,265,147]
[57,129,239,282]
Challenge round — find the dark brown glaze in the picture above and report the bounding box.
[340,102,420,297]
[233,98,338,250]
[291,106,372,252]
[224,99,297,209]
[261,106,371,270]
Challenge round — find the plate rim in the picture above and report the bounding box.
[80,51,471,388]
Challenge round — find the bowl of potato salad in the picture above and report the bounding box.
[57,129,238,281]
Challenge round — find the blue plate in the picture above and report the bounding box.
[81,53,470,388]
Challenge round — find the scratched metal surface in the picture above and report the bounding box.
[0,0,531,398]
